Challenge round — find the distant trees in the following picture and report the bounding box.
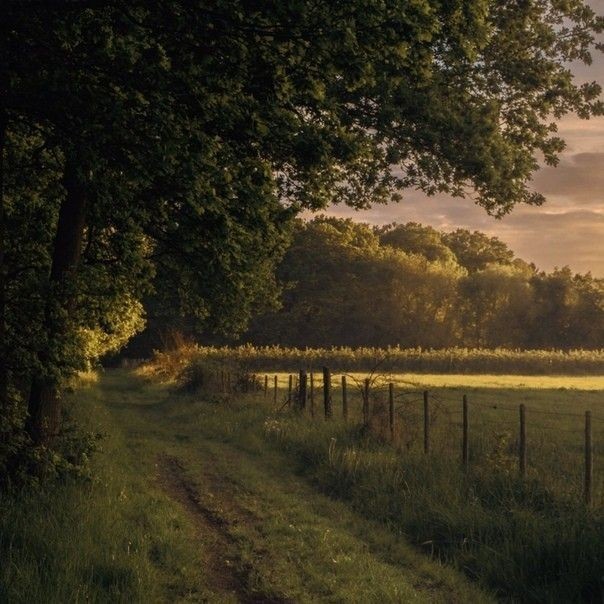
[244,218,604,350]
[528,268,604,349]
[377,223,457,264]
[443,230,515,273]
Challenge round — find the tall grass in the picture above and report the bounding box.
[159,351,604,602]
[259,410,604,602]
[0,374,211,603]
[154,345,604,375]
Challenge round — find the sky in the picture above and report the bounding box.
[322,3,604,277]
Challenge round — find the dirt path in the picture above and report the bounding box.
[99,369,491,602]
[157,454,288,603]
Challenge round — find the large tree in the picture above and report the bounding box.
[1,0,603,447]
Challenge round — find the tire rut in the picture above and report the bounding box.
[157,454,288,603]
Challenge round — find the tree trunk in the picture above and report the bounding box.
[0,107,8,412]
[26,155,87,444]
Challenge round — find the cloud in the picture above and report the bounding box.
[496,210,604,275]
[531,152,604,207]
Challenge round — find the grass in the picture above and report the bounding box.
[261,412,604,602]
[0,374,215,603]
[2,361,602,601]
[255,371,604,504]
[146,351,604,602]
[0,370,489,602]
[154,344,604,375]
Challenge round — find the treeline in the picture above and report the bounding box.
[241,218,604,350]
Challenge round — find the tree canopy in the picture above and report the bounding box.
[237,218,603,350]
[1,0,603,465]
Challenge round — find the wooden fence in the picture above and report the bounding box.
[251,368,601,507]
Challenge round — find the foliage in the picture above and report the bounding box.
[79,296,146,366]
[230,218,604,350]
[2,1,603,462]
[377,222,457,263]
[143,349,263,399]
[443,228,515,272]
[0,375,102,490]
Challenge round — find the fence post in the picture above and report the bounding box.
[310,372,315,418]
[519,404,526,477]
[264,375,268,399]
[423,390,430,454]
[323,367,332,419]
[227,372,232,394]
[273,375,278,404]
[299,370,307,411]
[585,411,592,506]
[341,375,348,421]
[288,374,293,406]
[462,394,469,468]
[363,378,370,425]
[389,383,394,441]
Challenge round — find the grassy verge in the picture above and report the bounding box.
[262,413,604,602]
[0,374,212,603]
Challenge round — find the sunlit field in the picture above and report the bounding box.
[160,345,604,375]
[253,372,603,505]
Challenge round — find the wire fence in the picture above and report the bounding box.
[245,369,604,508]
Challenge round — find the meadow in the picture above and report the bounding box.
[2,348,602,602]
[262,371,604,506]
[0,371,489,603]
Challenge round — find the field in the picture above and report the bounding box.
[0,370,488,603]
[143,348,604,601]
[260,372,604,506]
[156,345,604,375]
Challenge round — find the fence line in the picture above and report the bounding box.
[242,368,601,507]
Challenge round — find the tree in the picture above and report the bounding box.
[247,217,462,348]
[377,222,456,263]
[528,269,604,349]
[2,1,603,448]
[457,265,533,347]
[443,229,515,272]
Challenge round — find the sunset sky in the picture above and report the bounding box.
[325,3,604,277]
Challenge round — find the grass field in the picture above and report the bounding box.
[145,349,604,601]
[260,371,604,507]
[1,362,602,601]
[0,370,489,603]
